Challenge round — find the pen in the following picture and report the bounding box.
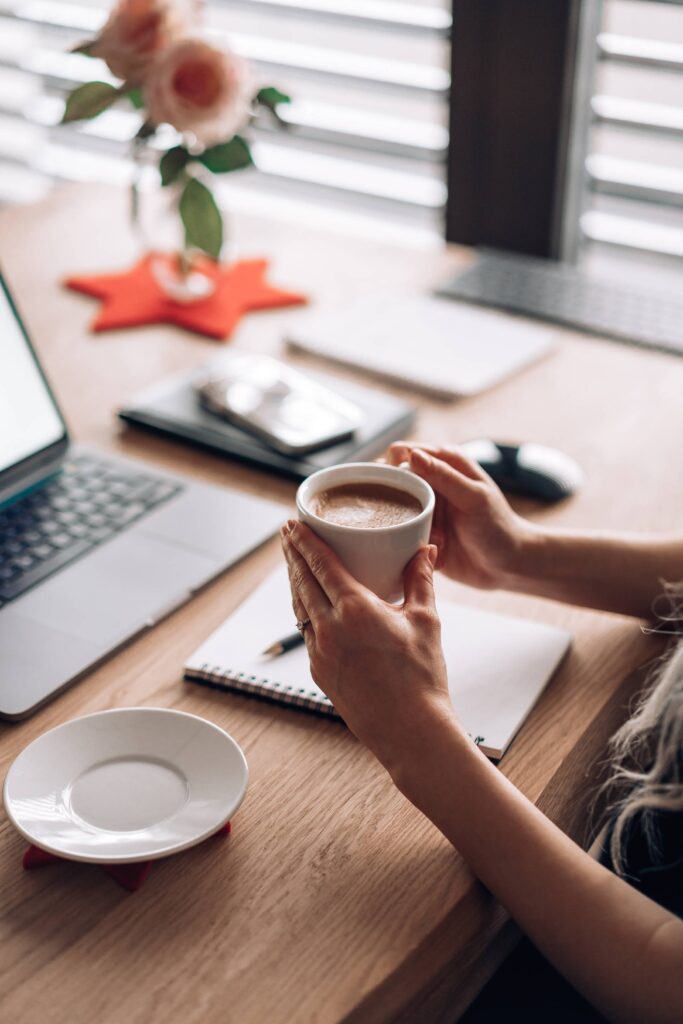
[261,630,306,657]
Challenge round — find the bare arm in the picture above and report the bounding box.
[282,520,683,1024]
[392,717,683,1024]
[386,442,683,620]
[511,529,683,619]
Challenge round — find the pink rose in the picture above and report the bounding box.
[89,0,194,85]
[144,38,252,146]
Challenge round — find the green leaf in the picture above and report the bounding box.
[127,88,144,110]
[160,146,190,186]
[256,86,291,111]
[199,136,253,174]
[179,178,223,260]
[61,81,120,123]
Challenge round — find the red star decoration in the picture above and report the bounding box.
[65,253,307,340]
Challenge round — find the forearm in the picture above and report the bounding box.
[388,717,683,1024]
[506,529,683,619]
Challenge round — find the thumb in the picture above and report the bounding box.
[403,545,438,611]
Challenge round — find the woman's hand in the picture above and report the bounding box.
[387,442,683,617]
[280,520,460,774]
[386,442,537,590]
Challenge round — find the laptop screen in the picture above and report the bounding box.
[0,277,65,476]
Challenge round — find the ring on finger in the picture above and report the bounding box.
[296,618,311,635]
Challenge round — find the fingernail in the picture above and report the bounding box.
[427,544,438,567]
[412,448,430,464]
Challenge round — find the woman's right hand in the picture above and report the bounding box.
[386,442,538,590]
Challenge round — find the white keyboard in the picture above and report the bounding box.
[438,250,683,357]
[287,294,555,399]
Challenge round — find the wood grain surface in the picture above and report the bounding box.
[0,185,681,1024]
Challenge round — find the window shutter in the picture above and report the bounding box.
[0,0,450,231]
[582,0,683,260]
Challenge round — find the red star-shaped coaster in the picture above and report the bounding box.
[65,253,307,341]
[22,821,232,892]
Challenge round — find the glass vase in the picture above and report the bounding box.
[130,146,217,304]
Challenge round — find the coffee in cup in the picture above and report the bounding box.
[309,482,423,530]
[296,463,434,601]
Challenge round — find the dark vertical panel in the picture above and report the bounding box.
[446,0,579,257]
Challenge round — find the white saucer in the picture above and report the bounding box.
[3,708,248,863]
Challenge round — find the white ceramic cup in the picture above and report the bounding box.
[296,462,435,601]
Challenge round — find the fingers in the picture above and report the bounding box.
[403,545,438,612]
[409,449,486,514]
[387,441,486,483]
[386,441,414,468]
[424,446,488,482]
[281,528,330,630]
[287,521,360,605]
[283,545,309,626]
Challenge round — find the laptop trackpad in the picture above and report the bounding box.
[12,532,218,647]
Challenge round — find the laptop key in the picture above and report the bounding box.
[0,540,92,601]
[32,544,54,559]
[86,513,109,528]
[65,487,89,501]
[50,533,73,548]
[115,502,147,525]
[13,555,35,571]
[73,500,97,515]
[106,481,133,498]
[56,511,78,526]
[67,523,90,539]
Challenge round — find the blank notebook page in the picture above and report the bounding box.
[185,568,571,759]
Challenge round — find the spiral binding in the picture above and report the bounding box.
[187,663,336,717]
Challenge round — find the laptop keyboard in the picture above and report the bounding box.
[0,453,183,604]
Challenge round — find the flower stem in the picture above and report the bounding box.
[130,135,147,233]
[179,244,191,280]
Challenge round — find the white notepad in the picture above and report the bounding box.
[185,570,571,759]
[286,294,555,399]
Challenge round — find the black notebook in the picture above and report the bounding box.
[119,357,416,481]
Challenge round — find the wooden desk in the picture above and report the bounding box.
[1,185,681,1024]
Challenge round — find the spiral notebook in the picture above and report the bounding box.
[184,569,571,759]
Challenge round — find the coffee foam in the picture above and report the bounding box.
[310,482,422,529]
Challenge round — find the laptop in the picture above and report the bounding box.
[0,272,286,719]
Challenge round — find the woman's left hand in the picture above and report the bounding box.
[281,519,458,774]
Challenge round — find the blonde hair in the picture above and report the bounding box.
[606,582,683,877]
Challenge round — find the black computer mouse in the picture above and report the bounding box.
[459,439,583,502]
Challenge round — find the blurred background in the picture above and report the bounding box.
[0,0,680,263]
